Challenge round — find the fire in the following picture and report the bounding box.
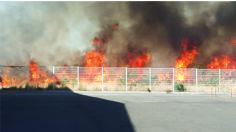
[92,38,105,45]
[111,23,119,29]
[1,23,153,88]
[207,54,236,69]
[2,67,11,86]
[82,24,117,83]
[83,50,106,82]
[127,51,151,81]
[128,51,151,68]
[158,72,171,82]
[28,60,55,86]
[175,70,185,81]
[1,67,21,87]
[175,39,199,81]
[85,50,106,67]
[231,39,236,45]
[175,39,199,69]
[83,23,152,84]
[207,54,236,81]
[54,65,74,84]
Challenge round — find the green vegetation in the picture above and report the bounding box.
[175,82,185,92]
[143,74,157,85]
[119,69,158,91]
[72,78,77,87]
[119,70,138,89]
[61,77,69,87]
[204,77,219,86]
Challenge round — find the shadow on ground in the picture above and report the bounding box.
[0,88,135,132]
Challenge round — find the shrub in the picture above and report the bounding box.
[61,77,69,87]
[175,82,185,92]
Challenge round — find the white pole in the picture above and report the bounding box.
[77,67,79,91]
[102,67,104,92]
[219,69,221,93]
[53,66,55,91]
[173,68,175,92]
[149,68,152,92]
[196,68,198,92]
[126,67,128,92]
[27,66,30,90]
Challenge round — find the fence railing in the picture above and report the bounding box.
[0,66,236,93]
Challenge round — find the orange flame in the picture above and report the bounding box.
[207,54,236,69]
[231,39,236,45]
[127,51,151,81]
[29,60,55,86]
[175,39,199,69]
[2,67,11,86]
[85,50,106,67]
[158,72,170,82]
[128,51,151,68]
[1,67,24,87]
[175,39,199,81]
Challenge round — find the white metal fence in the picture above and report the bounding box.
[0,66,236,93]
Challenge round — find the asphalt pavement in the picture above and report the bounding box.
[1,91,236,132]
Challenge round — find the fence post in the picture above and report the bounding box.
[0,67,3,90]
[149,68,152,92]
[77,67,80,91]
[53,66,55,91]
[0,67,1,90]
[219,69,221,93]
[173,68,175,92]
[126,67,128,92]
[27,66,30,90]
[196,68,198,92]
[102,67,104,92]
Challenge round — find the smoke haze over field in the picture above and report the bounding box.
[0,2,236,67]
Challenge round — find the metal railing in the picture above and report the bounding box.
[0,66,235,94]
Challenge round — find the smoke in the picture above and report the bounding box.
[0,2,103,66]
[0,2,236,67]
[117,2,236,67]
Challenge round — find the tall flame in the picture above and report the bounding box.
[175,39,199,69]
[175,39,199,81]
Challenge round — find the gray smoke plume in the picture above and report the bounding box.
[0,2,236,67]
[0,2,102,66]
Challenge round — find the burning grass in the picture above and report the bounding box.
[1,24,236,91]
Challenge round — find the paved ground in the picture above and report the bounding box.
[81,92,236,132]
[1,91,236,132]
